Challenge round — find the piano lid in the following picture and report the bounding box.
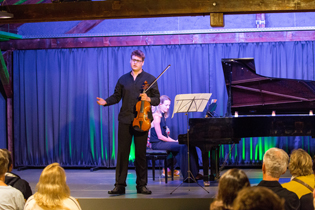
[221,58,315,116]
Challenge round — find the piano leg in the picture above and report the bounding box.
[210,149,216,181]
[208,145,220,181]
[200,145,220,181]
[214,146,220,180]
[201,148,209,182]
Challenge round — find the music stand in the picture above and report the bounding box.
[170,93,211,194]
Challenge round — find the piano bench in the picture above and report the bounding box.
[146,149,174,183]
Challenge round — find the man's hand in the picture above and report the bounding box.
[139,93,151,102]
[96,97,106,106]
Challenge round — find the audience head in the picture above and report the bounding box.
[0,150,9,176]
[233,186,285,210]
[263,148,289,179]
[289,148,312,177]
[211,169,250,209]
[34,163,70,209]
[1,149,13,172]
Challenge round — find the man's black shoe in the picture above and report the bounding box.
[136,186,152,194]
[108,186,125,195]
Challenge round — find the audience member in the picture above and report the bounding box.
[233,186,285,210]
[0,149,25,210]
[257,147,300,210]
[282,148,314,210]
[301,172,315,210]
[24,163,82,210]
[300,192,313,210]
[2,148,33,200]
[282,149,314,197]
[210,168,250,210]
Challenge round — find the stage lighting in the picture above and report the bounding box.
[0,10,13,19]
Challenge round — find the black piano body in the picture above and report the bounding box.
[179,58,315,181]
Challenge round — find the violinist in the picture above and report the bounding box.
[96,50,160,195]
[150,95,203,182]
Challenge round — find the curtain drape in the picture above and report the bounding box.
[0,84,6,148]
[13,42,315,167]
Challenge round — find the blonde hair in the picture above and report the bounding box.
[0,149,9,176]
[289,149,313,177]
[34,163,70,209]
[1,149,12,171]
[152,95,171,118]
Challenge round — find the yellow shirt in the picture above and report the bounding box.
[282,174,314,198]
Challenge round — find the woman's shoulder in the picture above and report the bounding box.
[64,196,82,210]
[24,196,40,210]
[26,195,35,201]
[24,196,82,210]
[153,112,162,118]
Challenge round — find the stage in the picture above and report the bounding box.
[14,168,292,210]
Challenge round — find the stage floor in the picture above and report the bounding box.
[13,167,292,199]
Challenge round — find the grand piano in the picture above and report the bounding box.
[179,58,315,181]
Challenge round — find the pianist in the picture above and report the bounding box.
[149,95,202,182]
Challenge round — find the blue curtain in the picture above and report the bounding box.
[13,42,315,167]
[0,81,6,148]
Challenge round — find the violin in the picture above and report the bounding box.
[133,65,171,132]
[133,81,151,132]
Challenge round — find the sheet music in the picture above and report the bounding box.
[172,93,212,118]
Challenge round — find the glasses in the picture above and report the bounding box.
[131,59,143,63]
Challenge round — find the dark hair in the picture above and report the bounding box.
[233,186,285,210]
[1,149,12,171]
[131,50,145,61]
[216,169,250,207]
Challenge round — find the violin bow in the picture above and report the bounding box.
[144,64,171,93]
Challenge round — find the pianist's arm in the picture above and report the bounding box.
[152,113,178,142]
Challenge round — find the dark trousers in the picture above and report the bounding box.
[151,141,180,167]
[151,141,199,179]
[116,122,148,187]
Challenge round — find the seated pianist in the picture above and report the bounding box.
[149,95,206,185]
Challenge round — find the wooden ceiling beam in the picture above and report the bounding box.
[66,20,104,34]
[1,0,315,24]
[2,30,315,50]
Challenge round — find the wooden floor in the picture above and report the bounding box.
[13,167,293,210]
